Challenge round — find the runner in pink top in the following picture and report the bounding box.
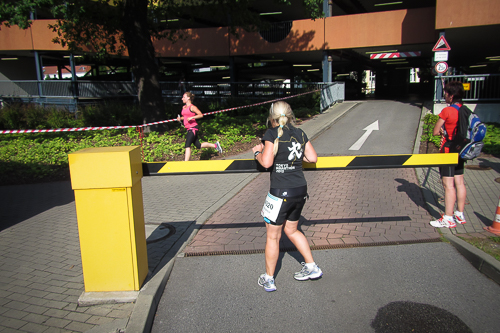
[176,92,223,161]
[181,103,199,132]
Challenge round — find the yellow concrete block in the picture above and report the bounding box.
[69,146,148,293]
[75,186,148,292]
[69,146,142,190]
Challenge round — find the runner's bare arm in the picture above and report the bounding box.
[303,142,317,163]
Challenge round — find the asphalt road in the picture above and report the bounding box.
[152,243,500,333]
[312,100,421,156]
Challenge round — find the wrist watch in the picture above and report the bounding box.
[254,151,261,158]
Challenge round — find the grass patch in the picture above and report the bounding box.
[458,236,500,261]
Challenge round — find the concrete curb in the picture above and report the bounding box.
[443,230,500,285]
[122,173,259,333]
[125,259,175,333]
[414,102,500,286]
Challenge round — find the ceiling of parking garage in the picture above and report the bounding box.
[161,0,441,76]
[166,0,436,28]
[158,0,500,79]
[2,0,499,80]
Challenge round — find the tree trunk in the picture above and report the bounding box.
[122,0,166,132]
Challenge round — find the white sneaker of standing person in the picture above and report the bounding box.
[430,215,456,228]
[454,211,466,224]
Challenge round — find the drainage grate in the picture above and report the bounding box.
[146,223,176,244]
[184,238,442,257]
[465,165,491,170]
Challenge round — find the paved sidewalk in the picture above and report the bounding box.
[417,154,500,235]
[1,101,499,333]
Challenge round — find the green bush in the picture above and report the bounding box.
[288,91,321,110]
[23,106,47,129]
[294,106,317,118]
[483,123,500,155]
[80,102,142,126]
[46,109,84,129]
[0,103,85,130]
[0,105,23,129]
[420,113,441,148]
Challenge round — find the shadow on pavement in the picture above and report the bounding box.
[0,181,74,231]
[303,216,412,225]
[395,178,427,209]
[474,211,492,227]
[476,157,500,174]
[371,301,473,333]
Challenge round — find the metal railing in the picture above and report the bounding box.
[0,80,136,98]
[321,82,345,111]
[434,74,500,102]
[0,80,329,111]
[159,81,327,98]
[0,80,325,99]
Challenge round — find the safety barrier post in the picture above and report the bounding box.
[484,195,500,235]
[68,146,148,295]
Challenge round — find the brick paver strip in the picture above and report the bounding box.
[183,168,440,255]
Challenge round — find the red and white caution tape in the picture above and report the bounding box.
[0,125,137,134]
[370,51,421,59]
[0,89,319,134]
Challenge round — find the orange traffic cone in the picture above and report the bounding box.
[485,196,500,235]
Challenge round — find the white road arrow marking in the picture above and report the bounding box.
[348,120,379,150]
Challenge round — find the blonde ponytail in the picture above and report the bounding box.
[268,101,296,156]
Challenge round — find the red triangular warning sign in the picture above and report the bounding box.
[433,36,451,51]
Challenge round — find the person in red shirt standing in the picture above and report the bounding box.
[430,81,467,228]
[177,92,223,161]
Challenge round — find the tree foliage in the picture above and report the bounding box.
[0,0,324,127]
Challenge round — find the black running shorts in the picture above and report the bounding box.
[265,195,307,225]
[439,158,465,177]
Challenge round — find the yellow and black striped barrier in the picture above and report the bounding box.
[142,153,458,176]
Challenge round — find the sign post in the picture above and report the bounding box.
[432,33,451,102]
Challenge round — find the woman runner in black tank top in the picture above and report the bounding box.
[252,101,323,292]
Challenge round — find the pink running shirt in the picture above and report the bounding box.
[182,105,198,131]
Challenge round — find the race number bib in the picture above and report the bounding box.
[261,192,283,223]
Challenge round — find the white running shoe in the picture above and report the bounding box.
[430,216,456,228]
[294,263,323,281]
[258,274,276,292]
[215,141,223,154]
[454,211,466,224]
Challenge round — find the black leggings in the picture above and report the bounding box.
[185,129,201,149]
